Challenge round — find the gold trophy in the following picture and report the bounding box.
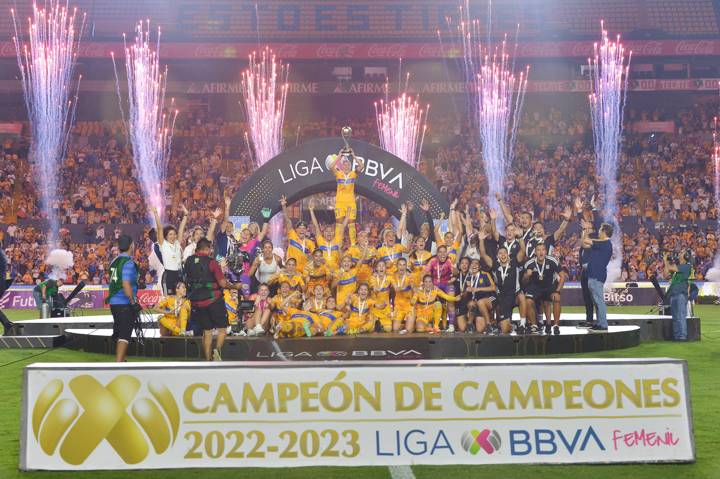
[341,126,352,154]
[340,126,364,168]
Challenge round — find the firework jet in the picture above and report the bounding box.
[588,23,631,282]
[375,78,429,168]
[458,8,529,213]
[705,113,720,281]
[112,21,177,221]
[241,47,289,165]
[12,1,85,244]
[240,47,289,242]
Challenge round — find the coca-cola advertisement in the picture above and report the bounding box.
[0,286,161,310]
[3,39,720,60]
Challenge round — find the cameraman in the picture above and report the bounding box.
[663,250,692,341]
[107,235,139,362]
[184,238,242,361]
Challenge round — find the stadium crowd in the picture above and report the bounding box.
[0,99,717,288]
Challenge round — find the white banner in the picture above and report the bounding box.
[21,359,694,470]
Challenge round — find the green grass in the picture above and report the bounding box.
[1,306,719,479]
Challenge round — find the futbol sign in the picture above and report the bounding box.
[21,359,694,470]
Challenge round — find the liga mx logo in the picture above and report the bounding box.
[32,375,180,465]
[461,429,502,455]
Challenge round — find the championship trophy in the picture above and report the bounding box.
[326,125,364,170]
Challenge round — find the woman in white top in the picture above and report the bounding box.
[152,205,189,295]
[248,239,283,287]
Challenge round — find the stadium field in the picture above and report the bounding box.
[0,306,718,479]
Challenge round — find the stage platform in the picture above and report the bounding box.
[60,324,641,360]
[8,312,699,341]
[2,312,700,359]
[8,315,157,336]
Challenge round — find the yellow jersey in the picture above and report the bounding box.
[304,262,331,293]
[369,273,391,305]
[412,287,459,313]
[286,229,314,271]
[376,244,405,274]
[335,169,358,204]
[305,297,329,314]
[317,308,345,330]
[270,293,301,323]
[224,290,239,325]
[334,267,358,307]
[348,295,375,323]
[410,250,433,285]
[316,235,343,270]
[346,244,376,282]
[156,296,191,335]
[270,271,306,291]
[392,272,415,310]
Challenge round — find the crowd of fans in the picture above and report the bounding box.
[0,99,717,285]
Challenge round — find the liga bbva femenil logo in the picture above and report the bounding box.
[461,429,502,455]
[32,375,180,465]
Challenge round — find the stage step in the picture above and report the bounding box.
[0,335,66,349]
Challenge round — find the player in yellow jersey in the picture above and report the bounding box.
[274,307,323,338]
[345,283,379,334]
[309,199,348,270]
[280,195,315,271]
[317,296,347,336]
[303,284,329,314]
[269,282,302,330]
[346,229,376,283]
[332,255,358,307]
[268,257,306,292]
[156,282,191,336]
[303,249,331,294]
[375,204,408,274]
[369,261,393,332]
[391,258,415,333]
[224,289,239,329]
[408,274,461,333]
[408,235,433,287]
[330,147,365,245]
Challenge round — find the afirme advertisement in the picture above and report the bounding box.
[21,359,694,470]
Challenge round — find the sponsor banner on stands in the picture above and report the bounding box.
[1,39,718,60]
[0,286,161,310]
[4,79,719,95]
[21,359,694,470]
[632,121,676,134]
[0,122,22,135]
[0,283,689,310]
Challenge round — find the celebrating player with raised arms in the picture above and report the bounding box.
[280,195,315,272]
[346,229,376,283]
[304,249,331,295]
[392,258,415,333]
[309,199,348,270]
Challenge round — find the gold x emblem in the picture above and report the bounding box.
[32,375,180,465]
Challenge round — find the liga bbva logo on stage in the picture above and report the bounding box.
[31,375,180,465]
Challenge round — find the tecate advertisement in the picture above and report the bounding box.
[21,359,694,470]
